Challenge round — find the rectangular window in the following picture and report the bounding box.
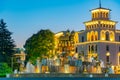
[106,45,109,51]
[119,36,120,42]
[106,56,109,62]
[95,45,97,52]
[81,36,84,42]
[119,56,120,65]
[119,47,120,52]
[75,47,77,53]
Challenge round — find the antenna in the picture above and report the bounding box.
[99,0,101,8]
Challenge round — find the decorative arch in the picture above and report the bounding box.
[110,31,115,41]
[91,31,95,41]
[100,30,105,40]
[95,31,98,40]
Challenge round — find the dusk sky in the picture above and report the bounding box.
[0,0,120,48]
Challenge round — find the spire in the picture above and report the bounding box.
[99,0,101,8]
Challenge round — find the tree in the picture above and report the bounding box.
[0,19,15,66]
[24,29,55,63]
[0,63,12,77]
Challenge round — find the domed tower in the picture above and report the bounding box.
[77,0,119,66]
[84,0,117,42]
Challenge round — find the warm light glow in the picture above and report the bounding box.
[100,30,105,40]
[87,32,90,41]
[35,66,40,73]
[55,32,63,37]
[101,21,116,25]
[110,32,114,41]
[85,21,98,26]
[15,74,19,77]
[106,52,110,56]
[76,41,120,46]
[100,30,115,41]
[64,64,70,73]
[91,9,109,13]
[87,31,98,41]
[111,65,114,70]
[74,32,79,43]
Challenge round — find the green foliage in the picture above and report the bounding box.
[0,63,12,77]
[0,19,15,67]
[24,29,55,62]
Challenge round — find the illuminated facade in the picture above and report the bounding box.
[55,30,79,57]
[76,5,120,66]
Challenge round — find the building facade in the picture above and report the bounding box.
[76,5,120,66]
[55,30,79,57]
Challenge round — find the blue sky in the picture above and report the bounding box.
[0,0,120,48]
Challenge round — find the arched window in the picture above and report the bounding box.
[110,31,114,41]
[95,31,98,40]
[95,13,98,18]
[91,35,94,41]
[91,31,95,41]
[101,30,105,40]
[106,32,109,41]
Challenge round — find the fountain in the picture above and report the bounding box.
[35,59,41,73]
[108,66,114,74]
[25,62,35,73]
[100,60,105,68]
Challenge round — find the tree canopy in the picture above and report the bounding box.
[0,63,12,77]
[0,19,15,66]
[24,29,55,63]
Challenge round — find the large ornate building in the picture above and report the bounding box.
[55,30,79,57]
[76,3,120,66]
